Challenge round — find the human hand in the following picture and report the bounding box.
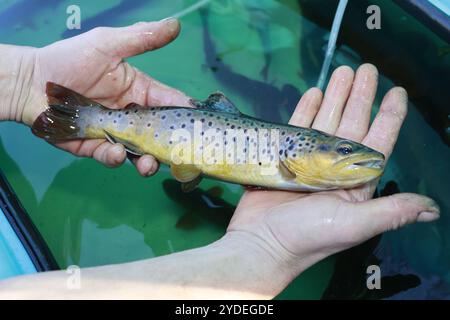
[226,64,440,294]
[18,19,190,176]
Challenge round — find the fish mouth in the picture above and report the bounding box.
[334,153,385,172]
[351,159,384,169]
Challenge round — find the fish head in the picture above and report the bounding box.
[281,133,385,189]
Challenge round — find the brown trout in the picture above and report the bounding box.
[32,82,385,192]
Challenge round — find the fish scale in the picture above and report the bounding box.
[32,82,385,192]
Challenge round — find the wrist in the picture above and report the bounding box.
[214,231,305,298]
[0,44,37,124]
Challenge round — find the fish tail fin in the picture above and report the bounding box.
[32,82,103,142]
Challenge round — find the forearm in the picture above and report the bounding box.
[0,44,36,123]
[0,232,298,299]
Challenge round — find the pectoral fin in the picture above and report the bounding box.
[171,164,202,192]
[279,161,296,180]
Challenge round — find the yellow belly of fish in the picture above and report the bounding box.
[86,126,286,188]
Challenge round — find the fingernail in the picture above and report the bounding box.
[142,157,154,176]
[159,17,179,32]
[159,16,175,22]
[112,144,123,155]
[417,211,440,222]
[427,198,440,213]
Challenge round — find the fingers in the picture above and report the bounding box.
[92,141,127,167]
[92,18,181,59]
[344,193,440,244]
[362,87,408,161]
[124,70,192,107]
[127,153,159,177]
[91,141,159,176]
[312,66,354,134]
[288,88,322,127]
[335,64,378,142]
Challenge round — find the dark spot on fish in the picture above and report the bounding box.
[125,111,129,115]
[108,111,112,116]
[279,149,283,155]
[288,145,294,151]
[161,115,166,120]
[187,112,192,116]
[208,121,212,127]
[231,125,235,129]
[181,124,186,128]
[147,123,151,127]
[129,121,133,125]
[258,162,262,166]
[99,118,103,122]
[300,137,306,141]
[190,119,195,123]
[170,125,174,129]
[176,113,181,117]
[118,114,122,118]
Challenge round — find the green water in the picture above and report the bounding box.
[0,0,449,299]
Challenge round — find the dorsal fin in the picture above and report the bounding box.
[189,92,241,115]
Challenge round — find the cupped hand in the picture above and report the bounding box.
[228,64,440,276]
[24,19,190,176]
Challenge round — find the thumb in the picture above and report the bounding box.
[345,193,440,243]
[91,18,181,59]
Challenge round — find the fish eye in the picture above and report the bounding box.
[336,143,353,155]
